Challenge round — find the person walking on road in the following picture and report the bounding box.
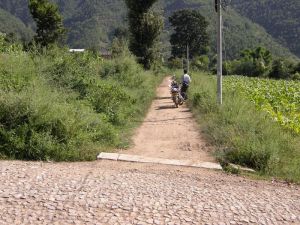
[181,69,191,100]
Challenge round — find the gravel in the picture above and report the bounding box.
[0,160,299,225]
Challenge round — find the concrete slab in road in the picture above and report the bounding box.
[97,152,119,161]
[97,152,223,170]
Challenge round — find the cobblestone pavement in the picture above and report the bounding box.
[0,161,299,225]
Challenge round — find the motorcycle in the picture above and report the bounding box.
[170,80,184,108]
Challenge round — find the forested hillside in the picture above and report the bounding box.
[232,0,300,57]
[0,8,33,42]
[0,0,298,59]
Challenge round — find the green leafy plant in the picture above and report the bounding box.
[0,43,162,161]
[125,0,163,69]
[169,9,209,59]
[29,0,66,47]
[188,72,300,182]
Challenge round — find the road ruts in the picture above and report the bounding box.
[0,161,299,225]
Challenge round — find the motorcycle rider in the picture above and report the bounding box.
[170,75,183,107]
[170,75,179,90]
[181,69,191,100]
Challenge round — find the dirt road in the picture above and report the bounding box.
[0,78,300,224]
[122,77,214,163]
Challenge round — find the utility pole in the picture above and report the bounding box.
[186,44,189,72]
[216,0,223,105]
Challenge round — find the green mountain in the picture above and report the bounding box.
[232,0,300,58]
[0,7,33,42]
[0,0,298,60]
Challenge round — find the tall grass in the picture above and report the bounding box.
[0,46,162,161]
[187,72,300,182]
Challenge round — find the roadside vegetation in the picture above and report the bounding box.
[222,47,300,80]
[224,77,300,134]
[0,0,166,161]
[168,9,300,183]
[0,36,163,161]
[170,46,300,81]
[187,72,300,182]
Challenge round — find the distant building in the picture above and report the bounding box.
[68,48,112,59]
[69,49,85,53]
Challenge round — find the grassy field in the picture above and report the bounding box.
[0,45,163,161]
[224,77,300,134]
[187,72,300,182]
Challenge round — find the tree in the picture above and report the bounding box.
[239,47,272,77]
[169,9,209,59]
[269,59,294,79]
[125,0,163,69]
[113,27,129,41]
[191,55,210,71]
[241,47,272,65]
[28,0,66,47]
[294,62,300,73]
[111,26,130,57]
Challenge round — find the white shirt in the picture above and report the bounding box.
[182,74,191,85]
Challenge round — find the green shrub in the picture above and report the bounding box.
[222,61,234,75]
[188,72,300,182]
[192,91,218,114]
[0,88,118,161]
[0,34,23,53]
[191,55,210,71]
[99,56,144,87]
[292,72,300,80]
[86,82,134,125]
[0,52,35,92]
[167,57,183,70]
[0,46,162,161]
[269,59,294,79]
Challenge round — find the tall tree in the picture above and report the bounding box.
[29,0,66,47]
[125,0,163,69]
[240,47,272,76]
[169,9,209,59]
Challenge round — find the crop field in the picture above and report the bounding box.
[224,76,300,134]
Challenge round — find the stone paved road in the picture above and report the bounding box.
[0,161,299,225]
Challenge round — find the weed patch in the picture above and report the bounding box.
[188,72,300,182]
[0,47,163,161]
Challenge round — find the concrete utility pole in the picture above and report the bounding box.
[186,44,190,72]
[216,0,223,105]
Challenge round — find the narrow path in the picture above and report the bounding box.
[121,77,214,163]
